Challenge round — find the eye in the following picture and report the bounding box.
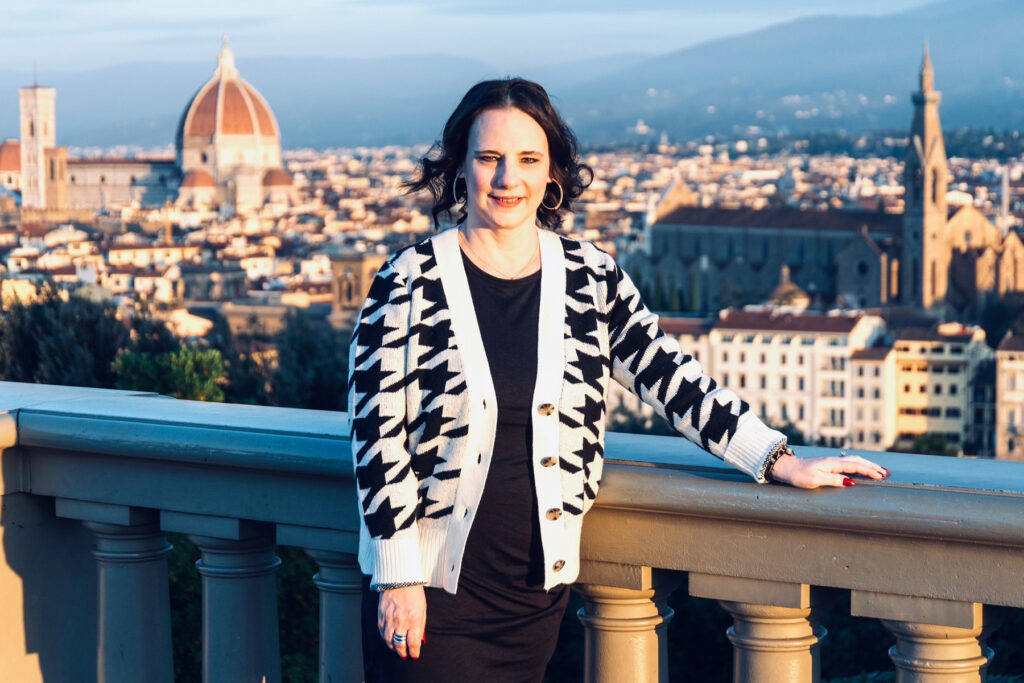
[477,154,499,163]
[521,157,540,164]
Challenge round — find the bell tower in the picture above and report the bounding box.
[19,85,57,209]
[901,44,949,310]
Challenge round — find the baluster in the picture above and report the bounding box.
[55,500,173,683]
[574,562,681,683]
[852,591,992,682]
[305,549,363,683]
[190,527,281,683]
[690,574,826,683]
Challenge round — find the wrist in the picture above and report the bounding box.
[763,446,795,483]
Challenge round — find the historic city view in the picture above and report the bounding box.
[2,1,1024,681]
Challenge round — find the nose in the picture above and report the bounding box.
[493,159,518,188]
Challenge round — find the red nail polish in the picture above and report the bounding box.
[843,478,855,487]
[422,635,427,643]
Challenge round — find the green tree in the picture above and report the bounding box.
[113,346,226,402]
[0,288,130,388]
[269,311,350,410]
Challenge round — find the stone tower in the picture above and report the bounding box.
[901,44,949,310]
[19,85,56,209]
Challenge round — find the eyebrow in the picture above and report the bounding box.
[474,149,546,156]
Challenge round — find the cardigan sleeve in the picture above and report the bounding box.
[348,259,427,588]
[603,255,786,483]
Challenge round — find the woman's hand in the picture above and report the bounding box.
[378,585,426,660]
[769,452,889,489]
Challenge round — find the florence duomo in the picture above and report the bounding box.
[3,38,295,217]
[625,44,1024,322]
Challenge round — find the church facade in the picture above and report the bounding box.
[628,47,1024,320]
[11,39,294,216]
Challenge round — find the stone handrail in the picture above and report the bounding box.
[2,380,1022,682]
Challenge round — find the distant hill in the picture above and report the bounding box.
[0,0,1021,148]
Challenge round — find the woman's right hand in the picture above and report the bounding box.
[378,585,426,660]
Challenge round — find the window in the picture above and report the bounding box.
[933,365,945,374]
[739,375,746,388]
[904,384,911,393]
[781,377,788,390]
[856,388,865,398]
[950,384,958,395]
[798,377,805,391]
[947,366,960,375]
[781,336,793,345]
[874,367,881,377]
[873,388,881,399]
[856,408,864,421]
[760,403,767,418]
[798,355,805,366]
[798,404,805,420]
[857,367,864,377]
[762,335,773,344]
[781,354,787,365]
[694,351,700,361]
[945,408,961,418]
[920,385,927,393]
[722,351,729,363]
[873,432,881,444]
[740,352,746,363]
[760,353,766,364]
[723,374,729,387]
[872,409,880,421]
[722,334,734,343]
[802,338,815,346]
[858,431,865,442]
[934,385,942,395]
[951,346,964,355]
[743,335,755,343]
[781,404,789,420]
[759,375,766,389]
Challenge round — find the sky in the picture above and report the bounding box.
[6,0,936,75]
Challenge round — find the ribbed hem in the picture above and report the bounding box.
[366,537,427,590]
[722,417,787,484]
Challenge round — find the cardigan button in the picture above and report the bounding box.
[537,403,555,417]
[545,508,562,521]
[540,456,557,468]
[552,559,565,572]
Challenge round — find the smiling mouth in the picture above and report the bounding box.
[490,195,524,208]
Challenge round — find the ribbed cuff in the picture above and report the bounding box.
[722,417,787,484]
[368,537,427,590]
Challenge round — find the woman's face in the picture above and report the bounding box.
[461,107,551,233]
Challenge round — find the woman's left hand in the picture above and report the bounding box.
[768,452,889,489]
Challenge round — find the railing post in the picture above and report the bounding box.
[690,574,826,683]
[852,591,991,682]
[56,500,173,683]
[190,525,281,683]
[575,562,682,683]
[305,549,363,683]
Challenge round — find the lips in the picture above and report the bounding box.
[490,195,523,208]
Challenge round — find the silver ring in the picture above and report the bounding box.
[392,633,407,644]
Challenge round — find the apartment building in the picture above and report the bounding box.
[892,324,992,454]
[995,333,1024,460]
[850,346,897,451]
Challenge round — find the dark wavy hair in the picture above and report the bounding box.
[405,78,593,231]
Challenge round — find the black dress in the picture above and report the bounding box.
[362,251,570,683]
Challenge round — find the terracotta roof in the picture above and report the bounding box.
[851,346,892,360]
[67,158,175,166]
[655,206,902,233]
[181,169,216,188]
[177,43,279,140]
[658,316,713,337]
[894,327,973,343]
[0,140,20,172]
[262,168,292,187]
[714,310,860,334]
[998,334,1024,352]
[19,223,50,238]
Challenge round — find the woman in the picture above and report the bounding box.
[348,78,888,682]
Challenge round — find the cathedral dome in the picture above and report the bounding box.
[0,140,20,172]
[174,38,282,181]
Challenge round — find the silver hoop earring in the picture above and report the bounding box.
[541,180,563,211]
[451,175,465,205]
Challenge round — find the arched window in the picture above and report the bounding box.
[931,169,940,207]
[29,121,35,137]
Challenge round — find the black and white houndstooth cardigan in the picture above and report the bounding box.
[348,227,786,593]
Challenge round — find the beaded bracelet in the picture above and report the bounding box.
[761,443,794,483]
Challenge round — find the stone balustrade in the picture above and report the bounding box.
[2,381,1023,682]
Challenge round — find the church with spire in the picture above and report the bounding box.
[632,45,1024,321]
